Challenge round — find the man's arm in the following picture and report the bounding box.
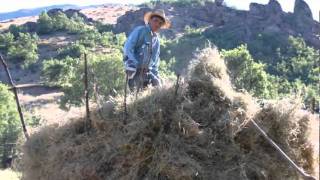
[123,26,143,67]
[150,39,160,76]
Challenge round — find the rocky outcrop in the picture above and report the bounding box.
[249,0,282,18]
[267,0,282,14]
[294,0,313,18]
[114,0,320,49]
[113,8,150,35]
[215,0,224,6]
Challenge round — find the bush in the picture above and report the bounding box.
[275,36,319,84]
[160,30,208,70]
[65,13,88,34]
[37,12,54,34]
[0,32,14,51]
[42,56,80,87]
[78,29,102,47]
[159,57,176,80]
[8,25,27,37]
[42,50,125,108]
[57,43,86,59]
[95,22,114,33]
[7,33,38,68]
[221,45,276,98]
[60,51,125,108]
[0,83,21,168]
[78,30,126,49]
[37,11,89,35]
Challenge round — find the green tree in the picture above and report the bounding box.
[0,32,14,51]
[7,33,38,68]
[8,25,27,37]
[42,56,80,87]
[222,45,275,98]
[0,83,21,168]
[37,12,54,34]
[60,52,125,108]
[57,43,86,59]
[276,36,319,84]
[52,11,69,31]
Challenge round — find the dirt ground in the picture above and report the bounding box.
[0,16,38,30]
[18,86,84,127]
[81,4,135,24]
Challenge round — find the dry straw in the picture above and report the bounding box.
[21,48,315,180]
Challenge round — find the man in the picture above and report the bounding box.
[123,9,170,91]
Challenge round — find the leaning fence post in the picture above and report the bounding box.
[174,73,181,97]
[84,53,91,132]
[0,55,29,140]
[250,119,316,180]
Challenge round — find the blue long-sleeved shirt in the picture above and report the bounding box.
[123,24,160,76]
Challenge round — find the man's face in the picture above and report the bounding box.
[149,16,164,32]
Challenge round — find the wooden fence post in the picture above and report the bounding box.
[84,53,91,132]
[0,55,29,140]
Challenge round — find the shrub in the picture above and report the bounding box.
[0,32,14,51]
[7,33,38,68]
[275,36,319,84]
[37,11,89,35]
[42,56,80,87]
[0,83,21,168]
[8,25,27,37]
[60,51,125,108]
[78,29,102,47]
[57,43,86,59]
[37,12,54,34]
[221,45,276,98]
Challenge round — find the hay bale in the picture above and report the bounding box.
[21,48,315,180]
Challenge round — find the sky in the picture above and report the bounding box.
[0,0,319,20]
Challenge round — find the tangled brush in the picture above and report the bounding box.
[21,48,315,180]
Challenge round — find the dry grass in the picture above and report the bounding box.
[80,5,134,24]
[0,16,38,30]
[21,48,316,180]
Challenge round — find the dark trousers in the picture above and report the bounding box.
[128,69,161,92]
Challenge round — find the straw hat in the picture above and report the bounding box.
[144,9,171,29]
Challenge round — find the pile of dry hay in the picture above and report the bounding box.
[21,48,315,180]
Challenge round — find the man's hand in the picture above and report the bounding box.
[126,70,136,79]
[125,60,137,79]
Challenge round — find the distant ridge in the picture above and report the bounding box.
[0,4,102,22]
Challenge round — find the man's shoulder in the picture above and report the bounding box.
[132,25,148,33]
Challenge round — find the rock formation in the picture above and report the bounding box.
[294,0,313,18]
[114,0,320,49]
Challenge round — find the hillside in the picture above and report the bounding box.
[0,4,122,22]
[115,0,320,51]
[0,0,319,179]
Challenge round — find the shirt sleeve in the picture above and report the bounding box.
[123,26,142,66]
[150,39,160,76]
